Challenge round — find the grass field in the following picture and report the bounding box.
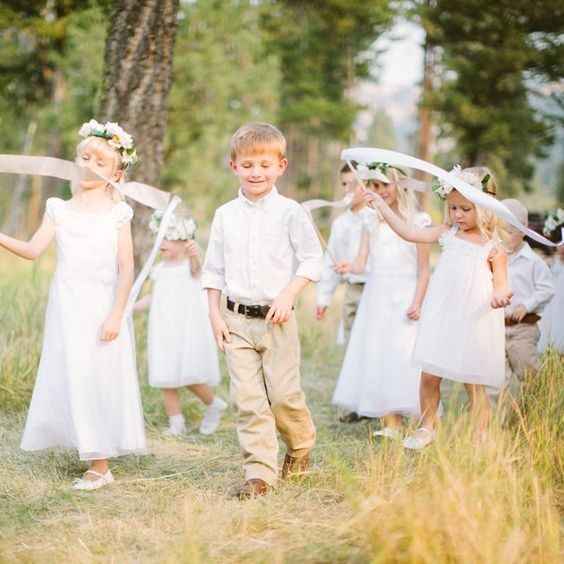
[0,255,562,563]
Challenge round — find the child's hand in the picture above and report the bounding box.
[316,305,327,320]
[100,311,122,341]
[266,289,295,324]
[210,312,231,352]
[363,191,384,209]
[406,302,421,321]
[491,289,512,309]
[333,261,352,274]
[185,240,199,258]
[509,303,527,322]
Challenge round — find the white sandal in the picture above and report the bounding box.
[72,469,114,491]
[373,427,402,440]
[403,427,436,450]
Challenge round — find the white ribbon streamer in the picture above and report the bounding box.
[0,154,182,315]
[342,147,562,247]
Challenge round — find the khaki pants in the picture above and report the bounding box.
[342,282,365,345]
[489,323,540,403]
[222,301,316,485]
[505,322,540,388]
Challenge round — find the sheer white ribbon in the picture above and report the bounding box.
[301,195,353,264]
[341,147,562,247]
[0,154,181,317]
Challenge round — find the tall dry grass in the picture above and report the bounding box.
[0,256,562,562]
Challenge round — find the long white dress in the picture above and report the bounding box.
[148,262,220,388]
[332,213,430,417]
[413,225,505,388]
[539,260,564,353]
[21,198,147,460]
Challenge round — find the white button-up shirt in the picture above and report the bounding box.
[202,186,323,305]
[316,208,374,307]
[506,242,554,315]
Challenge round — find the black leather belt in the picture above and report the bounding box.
[227,298,270,319]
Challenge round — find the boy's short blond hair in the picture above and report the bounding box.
[230,123,287,160]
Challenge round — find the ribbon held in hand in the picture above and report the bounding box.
[341,147,563,248]
[0,153,182,316]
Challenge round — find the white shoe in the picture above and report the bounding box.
[403,427,436,450]
[163,422,187,437]
[199,398,227,435]
[373,427,401,440]
[72,470,114,491]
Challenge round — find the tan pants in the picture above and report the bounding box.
[489,323,540,403]
[342,282,365,345]
[222,301,316,485]
[506,323,540,382]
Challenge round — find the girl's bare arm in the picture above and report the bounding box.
[0,214,55,260]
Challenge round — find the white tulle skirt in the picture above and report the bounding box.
[332,270,421,418]
[148,263,220,388]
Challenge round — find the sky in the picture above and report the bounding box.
[353,20,425,148]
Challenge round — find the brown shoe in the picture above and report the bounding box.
[281,453,310,480]
[232,478,269,500]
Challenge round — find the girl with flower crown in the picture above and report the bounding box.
[332,163,431,439]
[0,119,146,490]
[134,212,225,436]
[365,166,512,449]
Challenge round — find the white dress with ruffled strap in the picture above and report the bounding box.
[332,212,430,417]
[21,198,147,460]
[413,225,505,387]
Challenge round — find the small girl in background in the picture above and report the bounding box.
[539,211,564,354]
[0,119,146,490]
[367,166,512,449]
[332,163,431,438]
[135,212,225,436]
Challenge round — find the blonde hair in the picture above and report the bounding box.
[444,166,500,241]
[230,123,287,160]
[76,136,125,201]
[368,167,419,223]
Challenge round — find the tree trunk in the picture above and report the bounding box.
[416,15,436,211]
[3,121,36,235]
[98,0,180,270]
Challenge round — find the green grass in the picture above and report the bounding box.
[0,255,562,563]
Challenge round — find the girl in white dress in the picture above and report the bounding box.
[135,212,225,436]
[0,120,146,490]
[332,164,431,439]
[539,217,564,354]
[367,166,512,449]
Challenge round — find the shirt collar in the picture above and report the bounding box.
[238,185,279,209]
[509,242,535,263]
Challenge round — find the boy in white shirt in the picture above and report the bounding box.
[316,163,374,340]
[202,123,323,498]
[501,199,554,392]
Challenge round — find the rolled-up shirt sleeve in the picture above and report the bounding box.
[290,205,323,282]
[523,259,554,314]
[201,210,226,290]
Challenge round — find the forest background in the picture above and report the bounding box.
[0,0,563,239]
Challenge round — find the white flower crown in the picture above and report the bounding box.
[149,210,197,241]
[357,162,390,183]
[543,208,564,236]
[431,164,483,199]
[78,119,138,167]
